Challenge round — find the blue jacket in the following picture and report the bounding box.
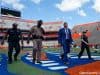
[58,28,73,45]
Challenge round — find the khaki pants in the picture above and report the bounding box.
[32,39,42,61]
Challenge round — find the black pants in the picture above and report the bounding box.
[8,42,20,62]
[78,45,91,59]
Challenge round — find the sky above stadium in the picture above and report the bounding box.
[0,0,100,28]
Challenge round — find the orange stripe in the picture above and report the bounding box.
[40,52,48,60]
[65,61,100,75]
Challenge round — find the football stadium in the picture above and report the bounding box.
[0,7,100,75]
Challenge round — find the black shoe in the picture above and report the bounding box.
[8,58,12,64]
[78,55,81,59]
[64,62,69,65]
[89,57,93,60]
[32,59,35,64]
[14,55,18,61]
[8,61,12,64]
[37,61,42,64]
[60,54,64,60]
[14,57,18,61]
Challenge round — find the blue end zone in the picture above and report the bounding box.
[21,52,95,75]
[0,54,15,75]
[21,54,68,75]
[0,51,98,75]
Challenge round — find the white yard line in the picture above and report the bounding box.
[48,66,68,70]
[42,63,59,66]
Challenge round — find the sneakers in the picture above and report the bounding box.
[89,57,93,60]
[14,55,18,61]
[32,59,35,64]
[37,61,42,64]
[14,57,18,61]
[64,62,69,65]
[60,54,64,60]
[8,56,18,64]
[32,59,42,64]
[8,58,12,64]
[8,60,12,64]
[77,55,81,59]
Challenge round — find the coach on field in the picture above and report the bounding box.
[58,22,73,64]
[1,23,23,64]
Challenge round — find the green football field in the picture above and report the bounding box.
[0,47,100,75]
[0,48,61,75]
